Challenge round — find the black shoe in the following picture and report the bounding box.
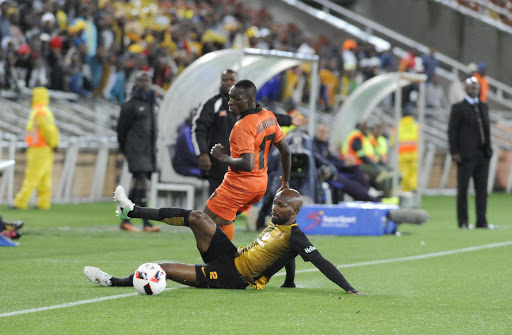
[280,282,296,288]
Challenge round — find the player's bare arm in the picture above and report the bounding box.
[274,138,291,191]
[211,143,254,171]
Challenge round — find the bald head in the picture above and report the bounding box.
[279,189,303,209]
[271,189,303,225]
[465,76,480,99]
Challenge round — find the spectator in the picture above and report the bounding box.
[377,44,394,72]
[313,124,379,202]
[448,71,467,105]
[399,48,423,73]
[89,45,105,91]
[341,38,358,70]
[421,47,438,83]
[472,62,489,102]
[0,0,11,42]
[171,108,202,178]
[27,52,48,88]
[318,58,339,112]
[13,87,59,210]
[107,59,126,104]
[0,51,20,93]
[341,122,393,198]
[359,43,381,81]
[7,6,24,47]
[40,12,56,36]
[448,77,494,229]
[47,35,65,91]
[339,62,360,102]
[116,71,160,233]
[425,73,449,113]
[368,121,389,165]
[69,51,91,97]
[15,43,31,86]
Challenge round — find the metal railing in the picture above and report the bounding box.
[432,0,512,34]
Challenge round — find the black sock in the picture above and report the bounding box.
[129,207,159,220]
[160,208,191,226]
[129,207,191,226]
[110,273,134,287]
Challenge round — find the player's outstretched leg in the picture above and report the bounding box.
[113,185,217,253]
[114,185,191,226]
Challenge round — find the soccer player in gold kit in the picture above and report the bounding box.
[84,186,365,294]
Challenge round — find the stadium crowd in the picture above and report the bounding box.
[0,0,464,113]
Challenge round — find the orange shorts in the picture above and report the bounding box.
[206,182,265,222]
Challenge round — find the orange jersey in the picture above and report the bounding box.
[224,107,284,192]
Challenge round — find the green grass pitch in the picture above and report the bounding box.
[0,194,511,334]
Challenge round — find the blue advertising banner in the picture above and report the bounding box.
[296,202,399,236]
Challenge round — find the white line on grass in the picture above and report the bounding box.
[1,241,511,318]
[0,287,184,318]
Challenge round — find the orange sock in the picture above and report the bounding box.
[220,223,235,241]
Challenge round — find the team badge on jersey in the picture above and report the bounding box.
[262,232,271,241]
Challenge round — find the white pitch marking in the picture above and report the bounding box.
[0,287,183,318]
[1,241,511,318]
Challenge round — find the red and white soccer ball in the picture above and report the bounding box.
[133,263,167,295]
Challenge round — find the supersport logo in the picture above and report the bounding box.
[304,211,323,231]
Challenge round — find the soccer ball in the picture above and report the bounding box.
[133,263,167,295]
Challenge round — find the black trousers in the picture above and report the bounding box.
[456,150,490,227]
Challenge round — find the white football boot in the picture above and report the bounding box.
[84,266,112,287]
[114,185,135,220]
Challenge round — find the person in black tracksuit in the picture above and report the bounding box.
[116,71,160,233]
[191,69,238,195]
[448,76,493,229]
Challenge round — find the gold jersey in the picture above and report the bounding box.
[234,222,319,288]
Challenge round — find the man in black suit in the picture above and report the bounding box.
[448,77,494,229]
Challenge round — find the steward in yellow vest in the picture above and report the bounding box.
[13,87,60,209]
[341,122,393,197]
[397,114,419,191]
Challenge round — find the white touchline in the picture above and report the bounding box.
[1,241,511,318]
[0,287,184,318]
